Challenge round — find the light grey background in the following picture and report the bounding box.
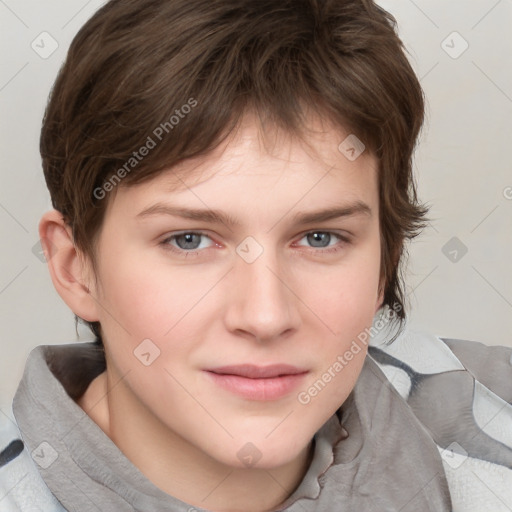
[1,0,511,411]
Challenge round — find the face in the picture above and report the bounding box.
[86,111,383,470]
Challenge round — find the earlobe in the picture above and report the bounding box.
[38,210,99,322]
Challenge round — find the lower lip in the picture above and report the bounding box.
[204,371,308,401]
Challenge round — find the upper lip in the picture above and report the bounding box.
[206,364,308,379]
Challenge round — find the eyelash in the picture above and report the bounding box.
[159,230,351,257]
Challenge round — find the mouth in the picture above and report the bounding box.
[203,364,309,401]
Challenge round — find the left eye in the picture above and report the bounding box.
[296,231,345,249]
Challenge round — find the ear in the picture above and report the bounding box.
[38,210,100,322]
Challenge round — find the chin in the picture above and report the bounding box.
[210,432,312,470]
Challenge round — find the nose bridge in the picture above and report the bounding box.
[226,238,299,340]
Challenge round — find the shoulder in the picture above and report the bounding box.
[368,327,512,402]
[0,405,66,512]
[368,327,512,511]
[441,337,512,403]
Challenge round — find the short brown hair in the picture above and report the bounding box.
[40,0,429,344]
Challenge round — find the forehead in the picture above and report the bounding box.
[111,111,379,217]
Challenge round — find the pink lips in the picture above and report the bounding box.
[204,364,309,401]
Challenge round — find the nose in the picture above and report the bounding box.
[223,244,301,342]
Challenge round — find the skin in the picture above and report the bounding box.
[40,111,384,512]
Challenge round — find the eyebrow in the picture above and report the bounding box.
[136,200,372,226]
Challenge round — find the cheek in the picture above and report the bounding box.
[97,250,208,338]
[297,240,381,393]
[294,264,378,418]
[310,251,381,337]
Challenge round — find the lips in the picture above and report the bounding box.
[204,364,309,401]
[206,364,307,379]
